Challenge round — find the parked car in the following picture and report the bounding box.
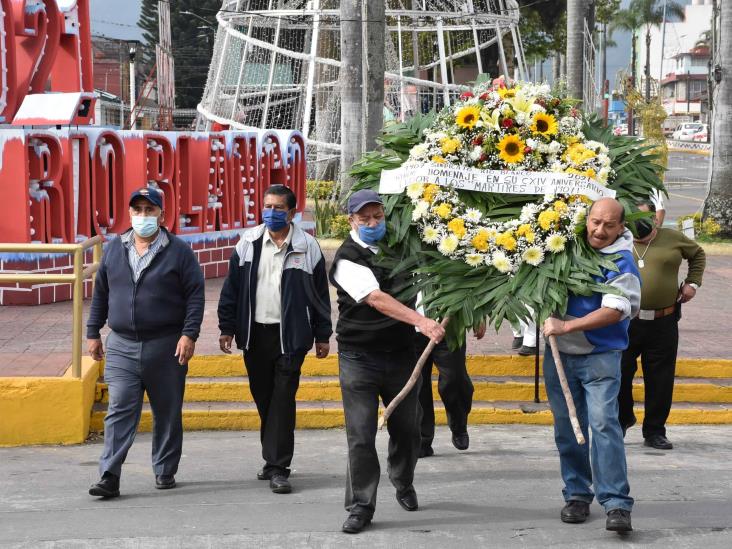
[692,124,709,142]
[672,123,703,141]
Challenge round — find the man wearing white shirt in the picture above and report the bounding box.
[330,190,445,534]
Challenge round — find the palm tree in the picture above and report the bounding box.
[566,0,587,101]
[612,5,643,134]
[595,0,620,110]
[704,1,732,236]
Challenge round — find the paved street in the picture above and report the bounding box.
[663,152,709,225]
[1,425,730,548]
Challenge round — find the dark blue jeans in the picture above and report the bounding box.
[544,348,633,512]
[338,347,420,519]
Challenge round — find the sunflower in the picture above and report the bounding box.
[497,87,516,100]
[456,105,481,130]
[496,134,525,164]
[530,112,558,137]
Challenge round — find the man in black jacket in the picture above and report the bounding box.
[87,186,205,498]
[330,190,445,534]
[218,185,332,494]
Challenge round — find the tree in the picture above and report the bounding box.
[566,0,587,101]
[596,0,620,103]
[704,1,732,236]
[613,5,643,134]
[339,0,363,193]
[137,0,220,109]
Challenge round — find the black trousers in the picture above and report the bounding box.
[415,333,474,446]
[338,347,421,519]
[243,323,305,477]
[618,315,679,438]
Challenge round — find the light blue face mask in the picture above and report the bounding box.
[131,215,159,238]
[358,220,386,244]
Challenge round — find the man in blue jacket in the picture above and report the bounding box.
[217,184,332,495]
[87,186,205,498]
[543,198,641,534]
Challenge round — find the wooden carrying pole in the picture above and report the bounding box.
[379,317,450,429]
[548,334,586,445]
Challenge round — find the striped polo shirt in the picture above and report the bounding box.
[122,229,169,282]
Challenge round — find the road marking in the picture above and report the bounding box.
[669,192,704,203]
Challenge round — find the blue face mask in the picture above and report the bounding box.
[131,215,159,238]
[263,208,290,231]
[358,220,386,244]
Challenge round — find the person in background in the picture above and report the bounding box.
[217,184,332,494]
[330,190,445,534]
[511,318,538,356]
[87,186,205,498]
[618,200,705,450]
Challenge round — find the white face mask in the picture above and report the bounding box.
[131,215,159,237]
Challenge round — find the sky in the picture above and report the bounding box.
[89,0,143,41]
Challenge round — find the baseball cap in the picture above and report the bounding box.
[129,186,164,209]
[348,189,383,214]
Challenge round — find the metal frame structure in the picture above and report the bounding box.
[196,1,526,179]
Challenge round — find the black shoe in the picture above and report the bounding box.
[451,431,469,451]
[269,474,292,494]
[511,336,524,350]
[396,486,419,511]
[518,345,538,356]
[342,514,371,534]
[257,469,272,480]
[644,434,673,450]
[560,500,590,523]
[89,472,120,498]
[155,475,176,489]
[606,508,633,532]
[419,445,434,458]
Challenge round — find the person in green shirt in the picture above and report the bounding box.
[618,200,706,450]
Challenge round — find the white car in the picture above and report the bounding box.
[692,124,709,142]
[672,123,703,141]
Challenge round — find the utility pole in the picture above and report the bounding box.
[129,44,137,130]
[157,0,176,130]
[365,1,385,150]
[340,0,364,194]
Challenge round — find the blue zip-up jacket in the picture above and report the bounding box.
[217,224,332,354]
[86,228,205,341]
[554,230,641,355]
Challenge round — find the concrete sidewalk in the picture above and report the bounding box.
[1,255,731,377]
[1,425,731,548]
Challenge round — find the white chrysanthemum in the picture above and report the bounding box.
[410,143,429,159]
[465,253,484,267]
[464,208,482,223]
[515,112,528,126]
[491,251,512,273]
[522,246,545,266]
[469,146,483,162]
[573,208,587,225]
[520,203,540,223]
[529,103,546,113]
[546,233,567,253]
[548,140,562,153]
[596,153,611,166]
[550,161,564,172]
[422,225,440,244]
[406,182,425,200]
[526,138,539,149]
[584,140,603,151]
[412,200,430,221]
[438,234,460,256]
[500,103,513,115]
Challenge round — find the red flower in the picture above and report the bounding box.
[460,91,475,101]
[479,153,489,162]
[501,118,514,129]
[524,146,532,154]
[570,108,580,118]
[479,92,490,101]
[472,135,484,146]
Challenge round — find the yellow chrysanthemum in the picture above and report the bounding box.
[434,202,453,219]
[497,87,516,99]
[524,231,535,243]
[538,210,560,231]
[496,134,525,164]
[546,233,567,253]
[516,224,533,237]
[432,155,446,164]
[553,200,568,214]
[584,168,597,180]
[456,105,481,130]
[447,218,467,239]
[522,246,545,266]
[471,229,490,252]
[530,112,558,137]
[441,137,462,155]
[565,143,596,165]
[422,184,439,203]
[494,232,517,252]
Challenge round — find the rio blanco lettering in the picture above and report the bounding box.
[379,163,616,200]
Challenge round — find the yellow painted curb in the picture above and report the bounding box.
[666,147,710,156]
[178,355,732,380]
[89,406,732,433]
[0,358,100,447]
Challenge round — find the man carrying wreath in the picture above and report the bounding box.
[543,198,641,533]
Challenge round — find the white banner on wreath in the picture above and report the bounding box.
[379,163,616,200]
